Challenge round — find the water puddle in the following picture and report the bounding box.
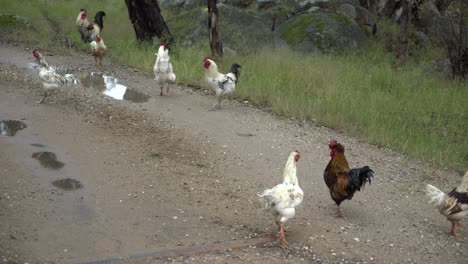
[81,73,150,102]
[236,132,255,137]
[52,178,82,191]
[123,87,151,103]
[30,143,46,148]
[32,152,65,169]
[0,120,27,136]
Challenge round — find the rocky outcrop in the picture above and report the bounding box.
[276,10,368,52]
[166,5,272,52]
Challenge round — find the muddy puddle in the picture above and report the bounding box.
[52,178,82,191]
[30,143,46,148]
[0,120,27,136]
[81,73,150,102]
[32,151,65,169]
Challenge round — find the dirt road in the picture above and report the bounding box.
[0,43,466,264]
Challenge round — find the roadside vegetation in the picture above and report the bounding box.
[2,0,467,171]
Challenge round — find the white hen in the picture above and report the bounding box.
[259,150,303,246]
[203,57,241,110]
[426,170,468,236]
[153,42,176,96]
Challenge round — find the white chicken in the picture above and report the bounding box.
[153,42,176,96]
[203,56,241,110]
[259,150,303,246]
[426,170,468,236]
[32,51,78,104]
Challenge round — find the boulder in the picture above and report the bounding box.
[166,5,272,52]
[277,10,368,52]
[257,0,276,9]
[219,0,255,8]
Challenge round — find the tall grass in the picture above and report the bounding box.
[2,0,467,171]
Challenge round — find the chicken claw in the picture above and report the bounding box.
[277,235,290,247]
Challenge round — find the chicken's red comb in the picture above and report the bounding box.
[32,50,39,57]
[203,56,213,62]
[160,42,168,47]
[80,8,87,12]
[295,149,300,154]
[329,140,338,148]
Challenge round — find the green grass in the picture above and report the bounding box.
[1,0,467,171]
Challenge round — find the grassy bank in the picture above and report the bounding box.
[2,0,467,171]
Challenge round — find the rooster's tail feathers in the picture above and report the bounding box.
[426,184,449,208]
[94,11,106,31]
[258,189,274,208]
[348,166,374,191]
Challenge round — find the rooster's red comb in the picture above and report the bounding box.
[295,149,300,154]
[160,42,168,47]
[80,8,87,12]
[329,140,338,148]
[203,56,213,62]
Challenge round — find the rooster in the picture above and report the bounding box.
[203,56,241,110]
[426,171,468,236]
[324,140,374,217]
[76,8,89,42]
[153,42,176,96]
[90,35,107,70]
[32,51,78,104]
[259,150,303,246]
[76,8,106,43]
[32,50,49,69]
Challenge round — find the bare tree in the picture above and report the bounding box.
[394,0,412,67]
[208,0,223,57]
[125,0,174,44]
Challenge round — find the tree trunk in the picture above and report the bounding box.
[125,0,174,44]
[447,0,468,79]
[208,0,223,58]
[394,0,412,67]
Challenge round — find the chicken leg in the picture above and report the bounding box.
[37,93,47,104]
[451,221,466,236]
[166,82,170,96]
[277,222,289,247]
[336,205,343,217]
[210,97,222,111]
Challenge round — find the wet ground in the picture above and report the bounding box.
[0,44,466,264]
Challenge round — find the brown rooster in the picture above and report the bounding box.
[323,140,374,217]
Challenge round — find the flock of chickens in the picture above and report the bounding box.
[31,8,467,246]
[261,142,467,245]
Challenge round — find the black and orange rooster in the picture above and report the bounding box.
[323,140,374,217]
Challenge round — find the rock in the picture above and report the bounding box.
[337,3,356,20]
[257,0,276,9]
[277,9,368,52]
[159,0,202,11]
[220,0,255,8]
[413,31,429,47]
[166,5,272,52]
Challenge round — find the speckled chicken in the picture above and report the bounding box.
[426,171,468,236]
